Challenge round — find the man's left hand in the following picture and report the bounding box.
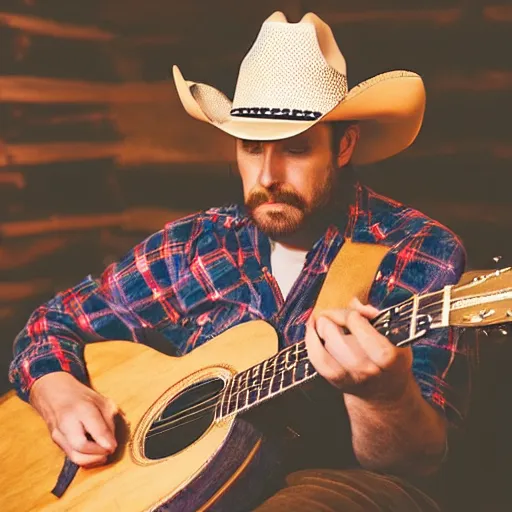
[305,298,414,403]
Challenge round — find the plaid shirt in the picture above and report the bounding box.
[9,184,470,427]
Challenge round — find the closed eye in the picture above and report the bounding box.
[285,146,310,155]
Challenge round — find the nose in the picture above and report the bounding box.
[257,145,284,188]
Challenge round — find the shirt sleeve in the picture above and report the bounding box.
[368,222,471,428]
[8,227,180,402]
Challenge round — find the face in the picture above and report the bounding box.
[236,124,338,238]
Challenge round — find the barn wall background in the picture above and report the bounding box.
[0,1,511,509]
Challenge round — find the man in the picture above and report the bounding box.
[9,12,470,511]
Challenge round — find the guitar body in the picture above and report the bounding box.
[0,320,283,512]
[3,245,511,511]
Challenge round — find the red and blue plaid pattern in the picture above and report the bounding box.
[9,184,470,427]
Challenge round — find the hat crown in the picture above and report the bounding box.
[232,19,348,115]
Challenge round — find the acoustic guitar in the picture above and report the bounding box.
[1,266,511,511]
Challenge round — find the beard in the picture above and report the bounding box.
[245,166,337,239]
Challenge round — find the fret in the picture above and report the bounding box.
[305,360,317,378]
[254,359,264,404]
[418,289,444,324]
[273,350,287,392]
[275,349,287,371]
[229,373,245,414]
[293,342,302,363]
[225,376,237,416]
[236,381,248,411]
[441,285,452,327]
[282,353,295,388]
[245,366,252,392]
[262,357,274,381]
[233,372,244,394]
[217,340,320,420]
[268,353,278,394]
[220,379,232,418]
[409,294,419,339]
[271,364,284,394]
[294,358,307,383]
[259,370,272,401]
[284,346,295,370]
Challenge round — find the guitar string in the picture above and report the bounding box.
[370,293,446,328]
[146,302,448,437]
[372,285,512,327]
[216,284,512,408]
[145,313,430,439]
[146,351,311,437]
[150,379,229,428]
[145,289,510,438]
[146,348,313,438]
[145,363,308,439]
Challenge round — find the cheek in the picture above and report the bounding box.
[303,170,332,205]
[240,174,257,199]
[294,174,323,199]
[236,164,256,198]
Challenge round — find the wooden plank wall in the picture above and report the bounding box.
[0,1,510,508]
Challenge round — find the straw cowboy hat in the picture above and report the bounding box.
[172,11,426,165]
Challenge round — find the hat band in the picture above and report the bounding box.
[230,107,322,121]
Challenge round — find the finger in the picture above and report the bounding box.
[314,309,357,344]
[305,319,348,386]
[51,428,106,462]
[349,297,380,319]
[81,404,117,453]
[343,309,400,370]
[69,450,108,468]
[79,454,109,469]
[316,316,377,375]
[313,309,349,331]
[51,427,106,467]
[58,415,110,455]
[98,398,119,436]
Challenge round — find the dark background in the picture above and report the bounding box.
[1,1,511,510]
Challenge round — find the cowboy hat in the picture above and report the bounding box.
[172,11,426,165]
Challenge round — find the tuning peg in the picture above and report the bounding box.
[500,329,508,336]
[493,256,502,265]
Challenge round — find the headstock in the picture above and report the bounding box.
[371,267,512,346]
[449,267,512,328]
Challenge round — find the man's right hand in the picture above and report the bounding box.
[29,372,119,468]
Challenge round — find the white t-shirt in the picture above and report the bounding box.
[270,241,308,300]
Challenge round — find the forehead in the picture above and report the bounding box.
[237,123,331,146]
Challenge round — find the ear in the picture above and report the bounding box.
[336,125,360,168]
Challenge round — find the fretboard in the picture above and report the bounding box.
[216,340,317,420]
[215,286,451,420]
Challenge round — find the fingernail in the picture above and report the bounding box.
[98,438,113,451]
[315,316,327,334]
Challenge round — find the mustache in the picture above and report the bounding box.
[246,185,306,211]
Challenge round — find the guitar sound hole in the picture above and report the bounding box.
[144,377,225,460]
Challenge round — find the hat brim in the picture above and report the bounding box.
[172,65,425,165]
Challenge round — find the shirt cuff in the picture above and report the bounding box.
[9,351,88,403]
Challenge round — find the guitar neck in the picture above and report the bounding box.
[216,339,317,420]
[214,266,512,420]
[215,285,454,421]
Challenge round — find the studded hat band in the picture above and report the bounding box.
[230,107,322,120]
